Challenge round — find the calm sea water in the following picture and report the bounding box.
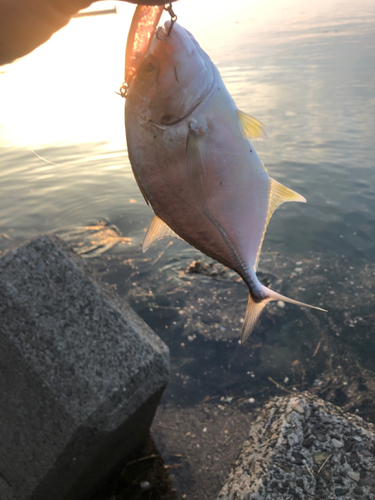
[1,0,375,494]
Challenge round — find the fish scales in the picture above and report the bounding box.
[125,21,325,342]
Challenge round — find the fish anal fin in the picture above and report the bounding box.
[237,109,268,140]
[254,178,306,271]
[143,214,182,252]
[268,178,306,220]
[241,284,327,345]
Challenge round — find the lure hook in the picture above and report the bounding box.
[164,3,177,36]
[116,82,129,98]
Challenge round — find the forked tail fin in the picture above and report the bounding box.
[241,285,327,345]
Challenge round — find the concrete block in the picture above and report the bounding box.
[218,392,375,499]
[0,235,170,500]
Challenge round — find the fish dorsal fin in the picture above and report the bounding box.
[254,178,306,271]
[143,214,182,252]
[237,109,268,140]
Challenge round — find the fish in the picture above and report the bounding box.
[125,20,325,344]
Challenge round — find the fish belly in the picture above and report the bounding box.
[125,103,237,269]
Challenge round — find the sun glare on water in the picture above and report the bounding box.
[0,0,373,149]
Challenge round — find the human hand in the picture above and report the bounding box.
[0,0,176,65]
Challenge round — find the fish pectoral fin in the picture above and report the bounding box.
[241,285,327,345]
[186,121,210,217]
[237,109,268,140]
[143,214,182,252]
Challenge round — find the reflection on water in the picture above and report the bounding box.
[56,221,131,257]
[1,0,375,497]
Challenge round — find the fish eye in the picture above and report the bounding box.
[143,61,155,73]
[139,59,158,80]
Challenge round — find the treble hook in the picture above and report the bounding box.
[116,82,129,98]
[164,3,177,36]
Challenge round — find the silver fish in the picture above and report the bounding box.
[125,21,325,343]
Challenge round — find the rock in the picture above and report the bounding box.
[332,438,344,448]
[294,404,305,414]
[0,235,170,500]
[287,433,299,446]
[360,474,375,487]
[313,451,330,465]
[347,471,360,482]
[217,392,375,499]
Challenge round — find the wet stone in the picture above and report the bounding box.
[217,392,375,500]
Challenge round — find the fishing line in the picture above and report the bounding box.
[29,148,61,167]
